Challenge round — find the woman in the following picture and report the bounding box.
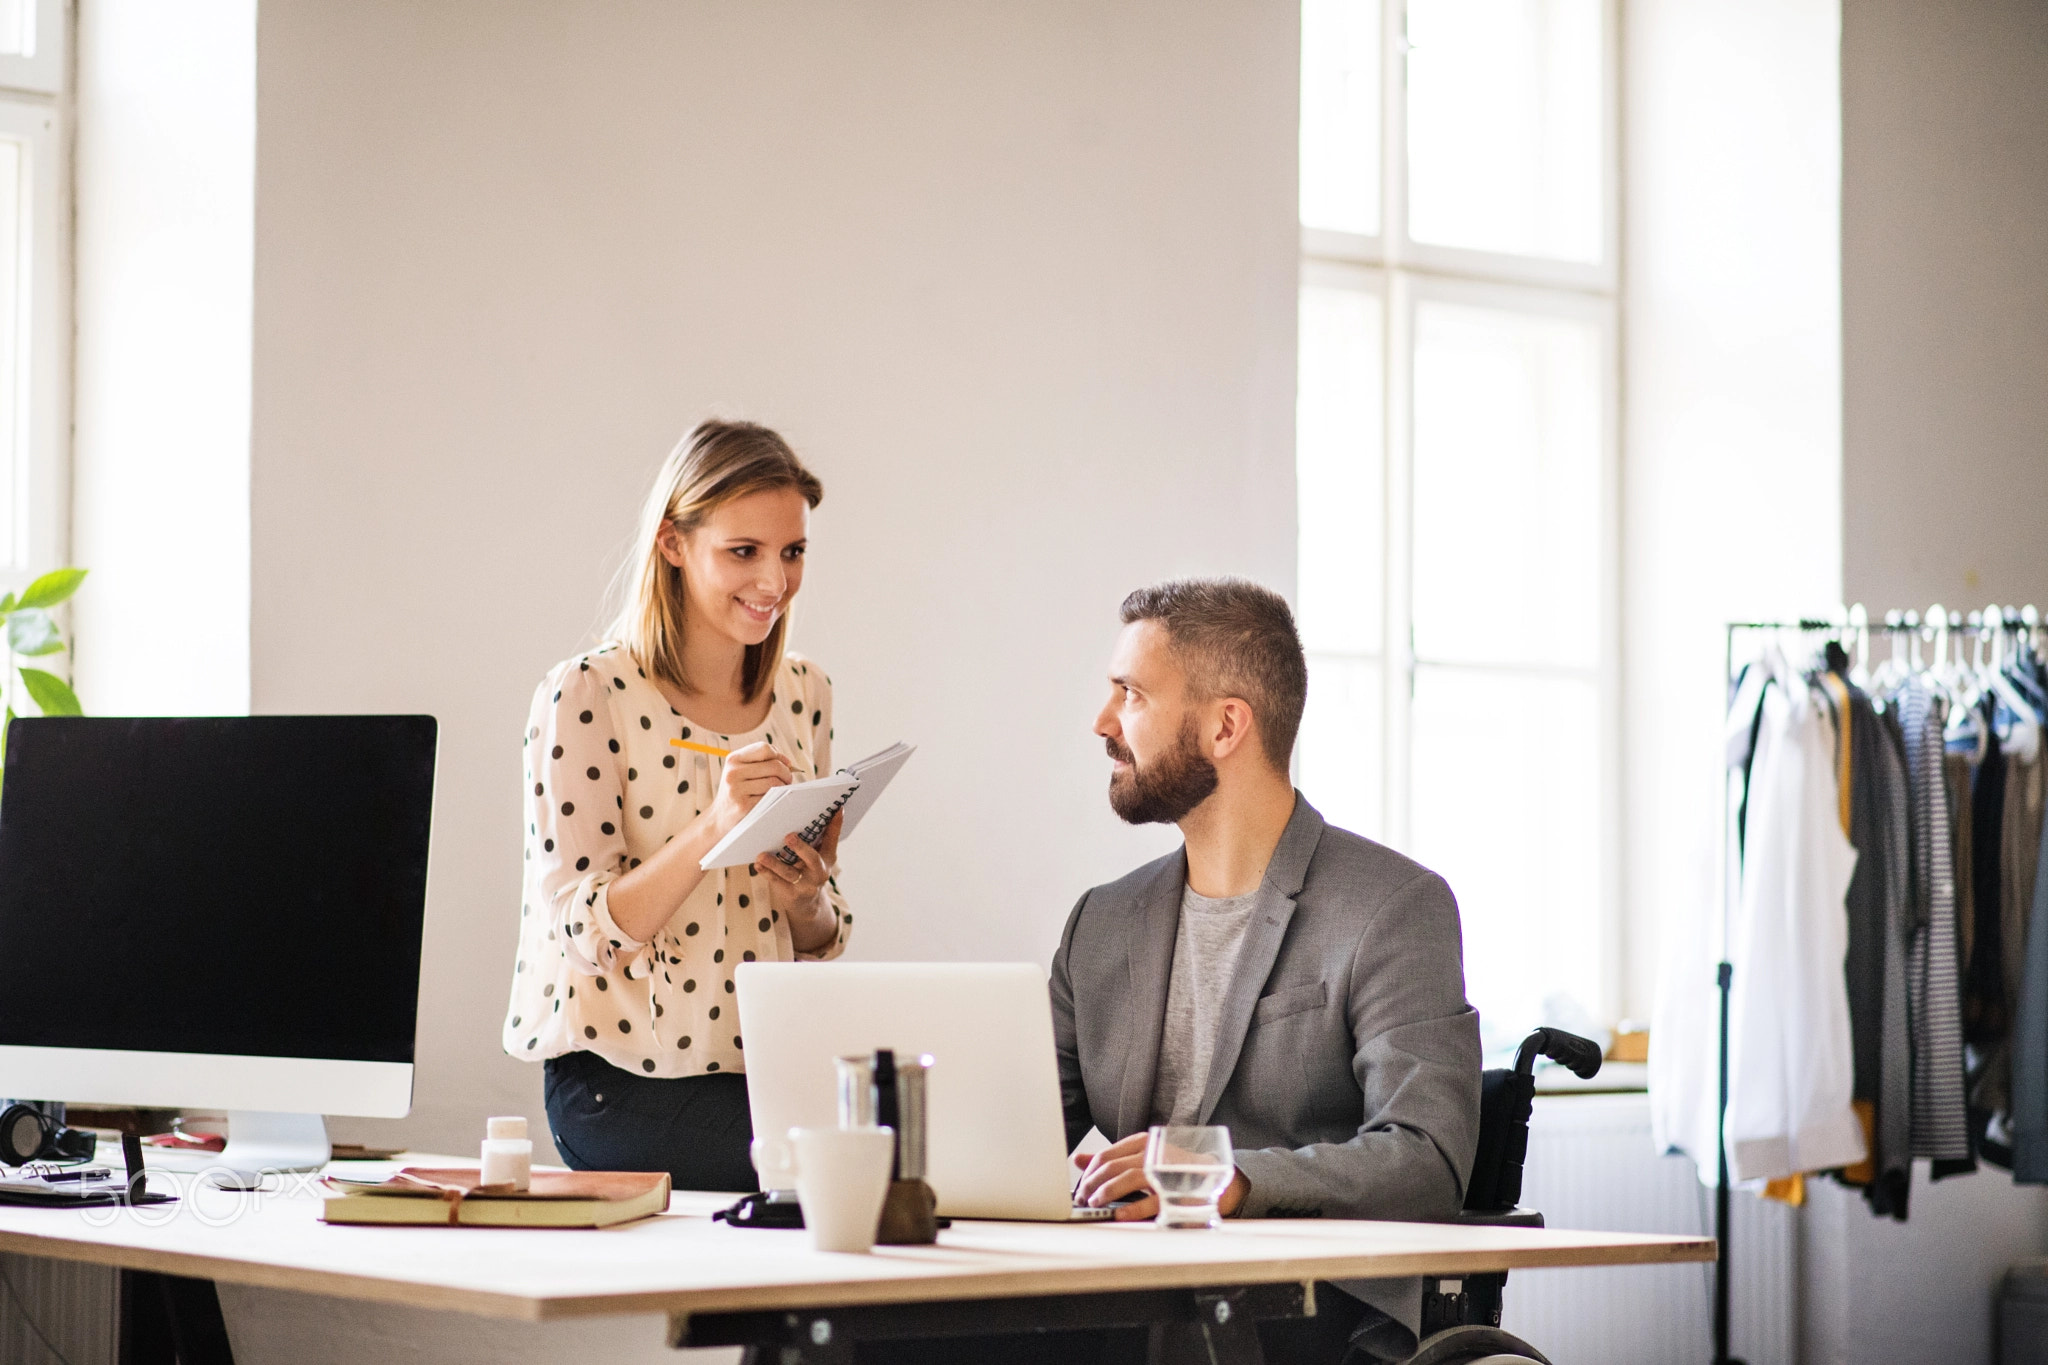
[503,419,849,1190]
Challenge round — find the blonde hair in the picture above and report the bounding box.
[609,420,824,701]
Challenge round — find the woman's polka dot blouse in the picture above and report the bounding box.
[502,644,849,1079]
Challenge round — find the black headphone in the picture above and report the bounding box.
[0,1103,97,1166]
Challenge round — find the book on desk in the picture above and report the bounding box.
[320,1167,669,1227]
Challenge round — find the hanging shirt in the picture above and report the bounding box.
[2014,741,2048,1180]
[1724,671,1866,1183]
[1898,680,1972,1162]
[1838,689,1915,1217]
[1650,666,1771,1185]
[1979,710,2043,1145]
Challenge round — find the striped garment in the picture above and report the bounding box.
[1899,681,1971,1159]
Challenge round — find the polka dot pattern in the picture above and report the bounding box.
[500,643,849,1080]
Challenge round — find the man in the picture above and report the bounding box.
[1053,578,1481,1362]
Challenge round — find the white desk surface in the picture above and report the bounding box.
[0,1157,1713,1323]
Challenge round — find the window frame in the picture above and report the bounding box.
[0,0,65,98]
[0,0,66,592]
[0,97,67,590]
[1298,0,1623,1023]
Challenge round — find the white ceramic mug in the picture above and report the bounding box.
[749,1135,798,1192]
[789,1126,894,1253]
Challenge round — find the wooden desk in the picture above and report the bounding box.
[0,1164,1712,1363]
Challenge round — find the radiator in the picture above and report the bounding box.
[1498,1092,1796,1365]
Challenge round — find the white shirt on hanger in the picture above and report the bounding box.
[1723,659,1866,1182]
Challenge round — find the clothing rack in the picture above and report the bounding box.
[1713,604,2041,1365]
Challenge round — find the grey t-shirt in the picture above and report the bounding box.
[1150,882,1261,1126]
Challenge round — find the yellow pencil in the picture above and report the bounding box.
[670,738,732,758]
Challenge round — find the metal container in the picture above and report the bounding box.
[832,1049,933,1181]
[834,1053,877,1129]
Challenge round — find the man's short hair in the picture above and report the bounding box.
[1119,577,1308,771]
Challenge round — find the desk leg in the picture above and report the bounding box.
[676,1282,1305,1365]
[119,1270,235,1365]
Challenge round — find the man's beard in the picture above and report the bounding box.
[1106,717,1219,825]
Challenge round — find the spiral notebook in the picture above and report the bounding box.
[698,741,915,870]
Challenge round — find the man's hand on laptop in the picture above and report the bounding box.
[1071,1135,1248,1221]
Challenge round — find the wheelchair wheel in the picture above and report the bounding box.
[1404,1324,1553,1365]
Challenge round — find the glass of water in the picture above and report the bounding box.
[1144,1125,1234,1228]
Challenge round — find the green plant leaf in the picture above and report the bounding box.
[0,591,15,615]
[0,705,11,768]
[17,568,86,611]
[18,668,80,716]
[6,608,60,656]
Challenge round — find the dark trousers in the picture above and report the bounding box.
[543,1049,758,1191]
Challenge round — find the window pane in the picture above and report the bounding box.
[0,1,28,59]
[1296,282,1383,656]
[1410,300,1600,669]
[1300,0,1380,235]
[1408,667,1602,1042]
[0,135,24,569]
[1299,654,1382,842]
[1406,0,1603,262]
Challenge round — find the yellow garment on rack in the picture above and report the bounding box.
[1763,1173,1806,1205]
[1821,673,1852,838]
[1840,1100,1878,1186]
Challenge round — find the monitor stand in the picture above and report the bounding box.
[140,1111,332,1180]
[218,1110,332,1173]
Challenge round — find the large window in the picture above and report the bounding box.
[0,0,63,591]
[1297,0,1618,1050]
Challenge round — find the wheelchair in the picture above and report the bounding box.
[1396,1026,1606,1365]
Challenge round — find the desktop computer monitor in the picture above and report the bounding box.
[0,716,437,1171]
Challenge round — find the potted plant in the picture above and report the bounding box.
[0,567,85,789]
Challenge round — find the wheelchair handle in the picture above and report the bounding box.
[1512,1027,1603,1080]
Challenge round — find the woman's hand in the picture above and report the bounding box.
[707,742,794,838]
[756,810,842,950]
[608,743,796,945]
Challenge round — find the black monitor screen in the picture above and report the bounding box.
[0,716,436,1064]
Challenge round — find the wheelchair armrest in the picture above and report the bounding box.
[1454,1207,1545,1229]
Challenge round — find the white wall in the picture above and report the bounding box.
[1803,1167,2048,1365]
[1793,4,2048,1360]
[1840,0,2048,612]
[71,0,252,715]
[245,0,1299,1161]
[1621,0,1843,1018]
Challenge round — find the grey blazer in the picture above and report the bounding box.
[1050,794,1481,1222]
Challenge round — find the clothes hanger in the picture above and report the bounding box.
[1980,603,2044,761]
[1847,603,1871,688]
[1928,603,1973,730]
[1937,606,1990,758]
[1870,609,1909,695]
[2005,605,2048,710]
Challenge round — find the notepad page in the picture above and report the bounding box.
[697,775,859,870]
[835,742,916,839]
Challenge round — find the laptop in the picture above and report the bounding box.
[735,962,1113,1221]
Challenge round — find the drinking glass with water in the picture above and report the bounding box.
[1143,1125,1233,1228]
